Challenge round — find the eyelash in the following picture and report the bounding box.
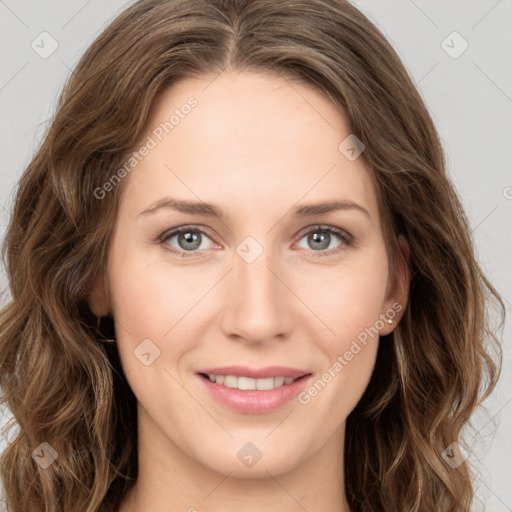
[157,224,354,259]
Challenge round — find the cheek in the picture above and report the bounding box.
[295,247,388,403]
[106,252,194,408]
[106,241,190,374]
[108,241,195,337]
[304,248,389,345]
[110,263,169,334]
[296,264,387,425]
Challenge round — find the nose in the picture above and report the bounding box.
[219,246,294,344]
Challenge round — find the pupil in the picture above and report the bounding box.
[310,231,329,250]
[179,231,201,250]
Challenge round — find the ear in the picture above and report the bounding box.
[87,273,110,317]
[379,234,410,335]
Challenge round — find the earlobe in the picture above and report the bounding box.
[87,273,110,317]
[380,235,411,335]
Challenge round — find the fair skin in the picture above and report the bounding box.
[89,70,409,512]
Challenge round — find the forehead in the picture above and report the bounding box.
[120,71,381,228]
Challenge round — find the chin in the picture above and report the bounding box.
[193,437,306,478]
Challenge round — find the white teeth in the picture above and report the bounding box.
[237,376,256,390]
[223,375,238,388]
[256,377,275,390]
[206,374,299,390]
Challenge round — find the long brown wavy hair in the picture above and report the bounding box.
[0,0,505,510]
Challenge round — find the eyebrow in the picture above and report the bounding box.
[138,197,371,220]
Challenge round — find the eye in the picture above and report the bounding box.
[159,226,218,257]
[158,224,353,258]
[294,225,353,256]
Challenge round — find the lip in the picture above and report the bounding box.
[196,366,309,379]
[195,366,312,414]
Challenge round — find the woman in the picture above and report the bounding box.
[0,0,504,511]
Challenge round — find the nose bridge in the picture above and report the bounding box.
[235,250,276,304]
[220,239,290,342]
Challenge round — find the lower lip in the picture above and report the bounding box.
[197,374,312,413]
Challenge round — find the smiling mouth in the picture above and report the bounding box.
[198,373,310,391]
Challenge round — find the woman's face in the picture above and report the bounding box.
[93,70,408,478]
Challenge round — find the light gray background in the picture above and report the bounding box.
[0,0,511,510]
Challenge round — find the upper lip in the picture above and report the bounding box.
[196,366,311,379]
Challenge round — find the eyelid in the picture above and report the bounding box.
[158,224,219,256]
[158,224,215,242]
[295,224,353,242]
[292,224,353,256]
